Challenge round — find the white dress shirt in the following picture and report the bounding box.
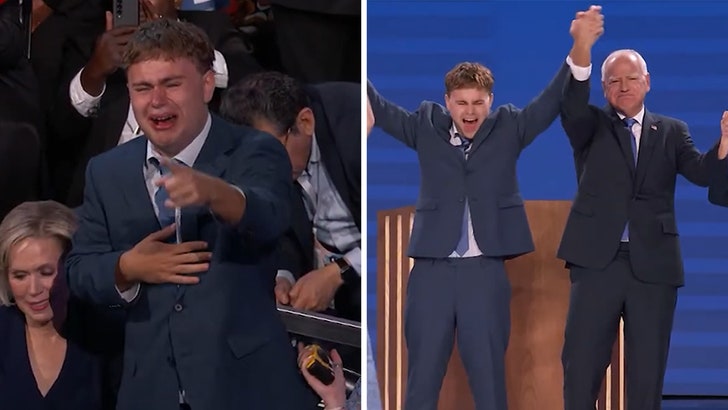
[447,123,484,258]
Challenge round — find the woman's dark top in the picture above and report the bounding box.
[0,305,102,410]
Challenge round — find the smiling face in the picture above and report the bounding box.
[602,51,650,118]
[444,62,495,139]
[7,237,63,327]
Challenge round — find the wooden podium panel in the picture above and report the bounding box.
[376,201,625,410]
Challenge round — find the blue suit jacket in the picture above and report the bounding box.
[0,306,102,410]
[367,62,570,259]
[66,115,317,410]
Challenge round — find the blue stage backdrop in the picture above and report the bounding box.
[367,0,728,396]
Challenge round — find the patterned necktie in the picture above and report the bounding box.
[149,157,175,227]
[455,133,471,256]
[621,118,638,241]
[455,133,472,156]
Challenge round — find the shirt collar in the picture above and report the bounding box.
[616,105,645,125]
[449,122,472,147]
[448,123,459,144]
[449,123,458,137]
[146,114,212,168]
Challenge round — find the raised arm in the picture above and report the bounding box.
[366,80,419,149]
[514,61,571,149]
[674,120,718,187]
[515,6,603,149]
[558,6,604,153]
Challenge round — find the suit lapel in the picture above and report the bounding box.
[604,106,636,175]
[433,105,455,144]
[181,116,236,243]
[114,139,160,231]
[468,114,498,155]
[634,111,660,192]
[177,116,237,298]
[311,100,352,221]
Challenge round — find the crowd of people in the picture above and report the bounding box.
[0,1,363,409]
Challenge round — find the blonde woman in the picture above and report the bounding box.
[0,201,101,409]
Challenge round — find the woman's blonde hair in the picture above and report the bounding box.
[0,201,77,306]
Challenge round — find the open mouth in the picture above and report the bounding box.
[463,118,478,125]
[150,114,177,130]
[28,300,49,312]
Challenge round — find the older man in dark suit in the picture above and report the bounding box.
[559,9,728,410]
[220,71,361,322]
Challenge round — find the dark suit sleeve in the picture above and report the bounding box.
[317,81,361,226]
[230,132,293,247]
[675,121,717,187]
[514,62,571,148]
[708,143,728,207]
[708,154,728,206]
[0,1,23,70]
[559,69,598,153]
[65,158,128,306]
[367,80,419,149]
